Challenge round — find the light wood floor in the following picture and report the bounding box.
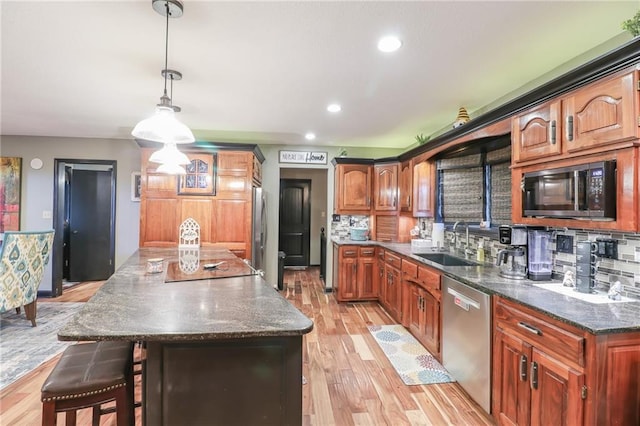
[0,269,494,425]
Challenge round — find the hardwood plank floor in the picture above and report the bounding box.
[0,269,494,425]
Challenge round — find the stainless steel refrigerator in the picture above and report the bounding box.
[251,187,267,275]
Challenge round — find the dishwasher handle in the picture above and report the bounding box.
[447,287,481,310]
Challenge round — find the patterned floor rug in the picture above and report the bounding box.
[368,324,455,386]
[0,301,85,390]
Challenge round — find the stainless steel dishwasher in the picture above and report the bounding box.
[442,276,491,413]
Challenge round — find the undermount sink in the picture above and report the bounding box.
[416,252,478,267]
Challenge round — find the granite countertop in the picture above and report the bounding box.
[332,237,640,334]
[58,248,314,342]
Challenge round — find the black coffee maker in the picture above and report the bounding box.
[497,225,528,280]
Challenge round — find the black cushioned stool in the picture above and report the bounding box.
[41,341,135,426]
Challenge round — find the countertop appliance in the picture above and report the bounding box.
[442,276,491,413]
[497,225,528,280]
[527,228,553,281]
[251,187,267,275]
[522,160,616,219]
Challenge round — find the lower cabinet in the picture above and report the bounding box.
[334,245,378,302]
[492,296,640,426]
[381,251,402,322]
[402,259,441,360]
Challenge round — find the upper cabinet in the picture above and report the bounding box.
[512,69,638,164]
[412,154,434,218]
[334,163,372,214]
[399,159,413,212]
[373,162,399,212]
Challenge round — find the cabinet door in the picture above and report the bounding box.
[384,265,402,322]
[492,327,532,426]
[530,349,585,426]
[399,160,413,212]
[422,291,440,357]
[407,283,423,338]
[374,163,398,211]
[413,160,434,217]
[358,256,378,299]
[336,164,371,212]
[512,100,562,163]
[337,246,358,301]
[562,71,636,153]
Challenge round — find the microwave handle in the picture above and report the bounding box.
[574,170,580,211]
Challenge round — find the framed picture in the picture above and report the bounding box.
[0,157,22,231]
[178,153,216,195]
[131,172,141,202]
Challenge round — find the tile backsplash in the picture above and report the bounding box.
[331,215,370,240]
[417,218,640,300]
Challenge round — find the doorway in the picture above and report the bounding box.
[52,160,116,296]
[279,179,311,267]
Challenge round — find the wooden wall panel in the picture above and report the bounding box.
[213,200,248,244]
[142,198,179,246]
[180,199,213,243]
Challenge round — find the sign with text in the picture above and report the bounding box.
[279,150,327,165]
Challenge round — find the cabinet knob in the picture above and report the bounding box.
[519,355,528,381]
[550,120,556,145]
[566,115,574,141]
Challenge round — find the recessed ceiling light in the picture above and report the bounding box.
[305,132,316,141]
[377,35,402,53]
[327,103,342,113]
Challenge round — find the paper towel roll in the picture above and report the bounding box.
[432,223,445,248]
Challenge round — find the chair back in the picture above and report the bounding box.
[0,230,54,313]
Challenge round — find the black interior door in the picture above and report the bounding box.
[279,179,310,267]
[68,169,113,281]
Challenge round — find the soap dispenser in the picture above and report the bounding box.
[476,240,485,263]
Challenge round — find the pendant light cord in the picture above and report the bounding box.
[163,1,170,98]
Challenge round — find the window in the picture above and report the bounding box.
[436,141,511,225]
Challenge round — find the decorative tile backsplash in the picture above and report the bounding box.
[417,218,640,299]
[331,215,370,240]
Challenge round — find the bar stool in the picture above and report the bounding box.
[41,341,135,426]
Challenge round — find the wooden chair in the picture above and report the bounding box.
[0,230,54,326]
[41,341,135,426]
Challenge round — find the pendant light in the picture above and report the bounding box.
[131,0,194,144]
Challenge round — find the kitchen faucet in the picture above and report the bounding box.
[452,221,473,258]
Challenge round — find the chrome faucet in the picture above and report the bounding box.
[452,221,472,258]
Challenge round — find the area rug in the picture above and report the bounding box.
[0,301,84,390]
[367,324,455,386]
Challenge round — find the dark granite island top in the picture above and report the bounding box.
[59,247,313,426]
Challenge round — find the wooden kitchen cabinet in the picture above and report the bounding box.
[492,297,587,426]
[334,163,372,214]
[381,251,402,322]
[399,159,413,213]
[412,155,434,217]
[512,100,563,163]
[402,259,441,359]
[512,68,638,164]
[373,162,399,212]
[139,146,262,260]
[334,245,378,302]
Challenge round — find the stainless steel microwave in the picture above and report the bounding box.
[522,161,616,219]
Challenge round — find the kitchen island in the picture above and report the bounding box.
[58,247,314,426]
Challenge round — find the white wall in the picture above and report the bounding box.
[1,135,141,292]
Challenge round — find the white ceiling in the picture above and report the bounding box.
[1,1,638,150]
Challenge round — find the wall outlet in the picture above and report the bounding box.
[556,234,573,254]
[42,210,52,219]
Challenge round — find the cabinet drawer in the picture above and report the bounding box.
[359,246,376,258]
[401,260,418,279]
[418,266,441,293]
[341,246,358,258]
[494,297,585,367]
[385,252,402,269]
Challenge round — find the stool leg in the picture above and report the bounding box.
[92,405,102,426]
[114,387,132,426]
[41,401,57,426]
[65,410,76,426]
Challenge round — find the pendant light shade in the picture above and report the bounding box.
[131,0,194,144]
[157,162,187,175]
[132,105,194,144]
[149,142,191,164]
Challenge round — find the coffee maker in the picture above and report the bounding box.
[497,225,528,279]
[527,227,553,281]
